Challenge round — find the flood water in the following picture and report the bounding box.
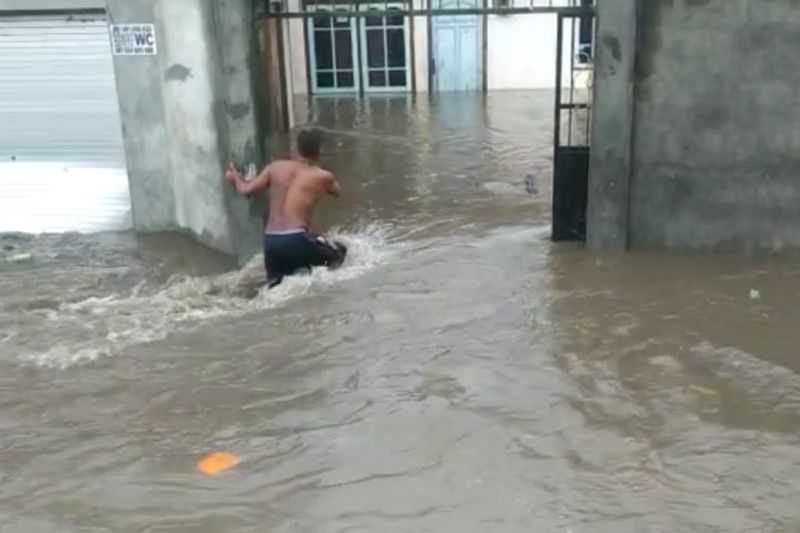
[2,91,800,532]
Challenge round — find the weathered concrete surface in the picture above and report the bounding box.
[211,0,268,263]
[106,0,264,259]
[586,0,636,250]
[105,0,175,232]
[629,0,800,253]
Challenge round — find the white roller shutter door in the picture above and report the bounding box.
[0,14,131,234]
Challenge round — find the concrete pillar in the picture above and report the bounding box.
[212,0,269,262]
[106,0,264,259]
[586,0,637,250]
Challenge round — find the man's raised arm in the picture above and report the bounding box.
[226,162,271,197]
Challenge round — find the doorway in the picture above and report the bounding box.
[431,0,481,92]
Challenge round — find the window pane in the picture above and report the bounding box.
[387,9,404,26]
[386,29,405,67]
[314,31,333,69]
[334,30,353,69]
[313,14,331,28]
[579,15,592,44]
[369,70,387,87]
[388,69,406,87]
[365,13,383,27]
[337,71,355,88]
[366,29,385,68]
[317,71,335,88]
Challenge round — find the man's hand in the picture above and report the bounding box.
[227,161,272,197]
[326,172,341,197]
[225,162,241,186]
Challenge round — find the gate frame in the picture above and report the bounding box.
[257,0,595,96]
[259,2,593,19]
[552,8,594,242]
[258,0,597,230]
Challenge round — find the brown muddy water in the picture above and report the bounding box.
[1,91,800,532]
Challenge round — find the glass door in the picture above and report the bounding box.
[359,3,411,93]
[307,6,360,94]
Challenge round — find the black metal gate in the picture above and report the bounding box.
[552,5,594,242]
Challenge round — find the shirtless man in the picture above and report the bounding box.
[225,128,347,288]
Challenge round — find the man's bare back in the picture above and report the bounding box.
[226,156,341,232]
[264,160,340,233]
[226,128,347,287]
[225,157,340,232]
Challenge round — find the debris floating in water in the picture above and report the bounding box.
[749,289,761,300]
[525,173,539,195]
[5,253,32,264]
[197,452,240,476]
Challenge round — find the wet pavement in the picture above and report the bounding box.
[1,91,799,532]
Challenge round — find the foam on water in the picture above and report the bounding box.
[15,224,394,370]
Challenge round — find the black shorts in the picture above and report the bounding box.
[263,230,347,288]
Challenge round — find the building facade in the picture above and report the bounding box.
[279,0,590,98]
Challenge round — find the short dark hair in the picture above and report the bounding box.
[297,128,323,159]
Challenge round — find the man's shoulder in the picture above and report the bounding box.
[269,159,294,170]
[317,168,334,180]
[297,165,333,181]
[269,159,301,177]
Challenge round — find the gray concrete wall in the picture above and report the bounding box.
[629,0,800,253]
[586,0,637,250]
[106,0,175,231]
[211,0,269,262]
[106,0,264,259]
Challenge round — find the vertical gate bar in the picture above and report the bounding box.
[303,1,314,95]
[567,14,575,146]
[357,2,365,97]
[383,6,389,86]
[553,12,564,241]
[553,13,563,153]
[409,0,417,94]
[277,15,291,131]
[331,6,339,89]
[427,0,433,94]
[585,12,594,144]
[482,0,488,93]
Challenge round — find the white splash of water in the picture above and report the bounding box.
[17,224,395,369]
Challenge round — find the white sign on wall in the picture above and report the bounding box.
[110,24,157,56]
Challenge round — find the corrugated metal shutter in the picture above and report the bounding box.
[0,14,131,234]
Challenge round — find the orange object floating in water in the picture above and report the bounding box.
[197,452,240,476]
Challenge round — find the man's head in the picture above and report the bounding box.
[297,128,324,161]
